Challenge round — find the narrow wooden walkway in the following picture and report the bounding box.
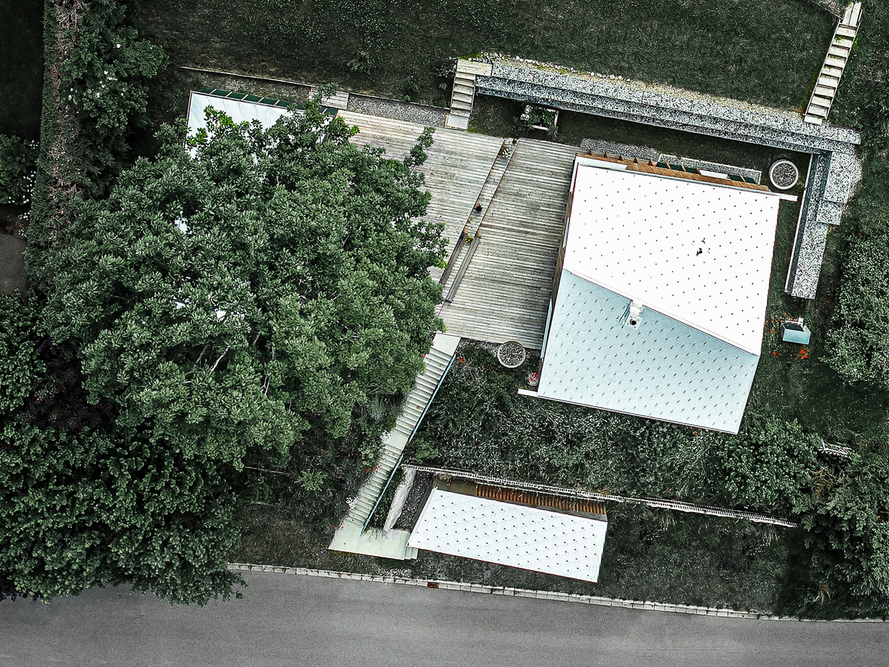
[440,139,515,296]
[336,110,503,281]
[438,138,579,349]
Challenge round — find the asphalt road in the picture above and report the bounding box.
[1,571,887,666]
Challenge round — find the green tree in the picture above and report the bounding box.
[711,416,819,510]
[0,134,38,206]
[0,420,243,605]
[0,294,42,414]
[824,160,889,391]
[42,103,443,474]
[60,0,166,195]
[0,294,242,604]
[796,449,889,606]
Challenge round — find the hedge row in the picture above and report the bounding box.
[28,0,164,291]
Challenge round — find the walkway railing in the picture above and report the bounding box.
[402,464,801,528]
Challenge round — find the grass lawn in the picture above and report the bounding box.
[134,0,832,119]
[234,502,793,612]
[0,0,44,139]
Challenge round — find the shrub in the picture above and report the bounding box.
[60,0,165,195]
[824,158,889,391]
[796,448,889,607]
[517,104,558,137]
[0,134,37,206]
[711,417,820,510]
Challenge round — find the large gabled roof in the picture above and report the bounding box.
[564,158,782,355]
[533,157,787,434]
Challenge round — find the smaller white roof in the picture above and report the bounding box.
[187,92,291,136]
[407,489,607,582]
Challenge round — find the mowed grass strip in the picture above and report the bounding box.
[135,0,833,110]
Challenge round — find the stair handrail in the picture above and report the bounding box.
[362,451,405,532]
[361,347,458,532]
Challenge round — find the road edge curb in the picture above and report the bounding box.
[227,562,886,622]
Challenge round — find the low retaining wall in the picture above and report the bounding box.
[402,464,800,528]
[469,56,862,299]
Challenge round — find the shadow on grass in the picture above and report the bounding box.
[0,0,43,138]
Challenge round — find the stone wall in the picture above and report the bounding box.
[468,56,862,299]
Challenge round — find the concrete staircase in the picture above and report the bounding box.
[309,86,350,109]
[445,59,493,130]
[804,2,862,125]
[328,332,461,559]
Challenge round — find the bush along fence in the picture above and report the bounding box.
[29,0,164,290]
[401,464,801,528]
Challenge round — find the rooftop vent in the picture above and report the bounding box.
[624,300,644,329]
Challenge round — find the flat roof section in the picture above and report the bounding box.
[407,488,607,582]
[187,92,291,135]
[565,162,781,355]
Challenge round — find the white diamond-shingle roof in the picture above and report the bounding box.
[537,272,760,433]
[535,158,784,434]
[407,489,607,582]
[565,162,780,355]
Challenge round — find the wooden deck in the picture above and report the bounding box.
[336,110,504,281]
[438,139,579,349]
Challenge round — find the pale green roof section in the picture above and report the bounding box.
[781,322,811,345]
[537,270,759,434]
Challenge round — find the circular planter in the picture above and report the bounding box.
[769,160,799,190]
[497,340,526,368]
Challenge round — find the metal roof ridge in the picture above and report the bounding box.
[561,268,763,356]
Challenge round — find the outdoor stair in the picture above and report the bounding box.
[440,139,516,300]
[308,86,350,109]
[804,2,862,125]
[446,59,493,130]
[328,333,461,559]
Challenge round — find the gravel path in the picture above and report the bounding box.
[347,94,448,127]
[580,138,659,160]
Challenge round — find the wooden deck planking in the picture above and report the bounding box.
[439,139,579,349]
[337,111,503,280]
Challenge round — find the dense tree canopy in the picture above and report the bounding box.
[1,101,444,603]
[0,294,241,604]
[43,104,444,468]
[825,159,889,391]
[797,448,889,606]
